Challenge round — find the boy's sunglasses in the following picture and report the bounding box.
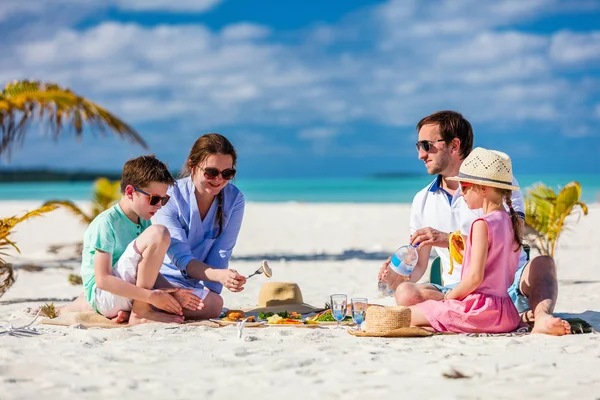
[416,139,445,152]
[200,167,236,180]
[133,186,170,206]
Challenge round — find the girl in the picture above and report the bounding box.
[154,133,246,319]
[409,147,523,333]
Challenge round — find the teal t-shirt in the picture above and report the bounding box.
[81,203,152,311]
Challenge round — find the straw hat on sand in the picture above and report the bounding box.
[247,282,322,314]
[447,147,519,191]
[347,306,432,338]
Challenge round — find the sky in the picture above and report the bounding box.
[0,0,599,179]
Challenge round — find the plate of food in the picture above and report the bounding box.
[209,310,266,327]
[257,311,322,328]
[304,309,355,326]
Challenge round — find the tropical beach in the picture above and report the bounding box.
[1,199,599,399]
[2,0,600,398]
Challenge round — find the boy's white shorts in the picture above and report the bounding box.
[95,241,141,318]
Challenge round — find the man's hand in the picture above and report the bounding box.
[378,257,409,290]
[378,257,391,281]
[219,269,246,292]
[171,288,204,311]
[149,288,184,315]
[410,227,449,248]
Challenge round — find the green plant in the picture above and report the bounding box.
[68,274,83,285]
[0,205,58,297]
[44,177,121,225]
[524,181,588,257]
[40,302,58,319]
[0,80,147,158]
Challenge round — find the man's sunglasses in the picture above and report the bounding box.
[200,167,236,180]
[133,186,170,206]
[416,139,445,152]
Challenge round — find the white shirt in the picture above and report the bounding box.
[410,175,527,286]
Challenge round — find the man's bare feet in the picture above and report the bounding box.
[110,311,130,324]
[129,309,184,325]
[531,313,571,336]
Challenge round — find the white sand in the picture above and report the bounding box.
[1,201,599,399]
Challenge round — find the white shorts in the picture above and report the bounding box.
[95,241,141,318]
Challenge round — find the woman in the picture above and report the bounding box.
[154,133,246,319]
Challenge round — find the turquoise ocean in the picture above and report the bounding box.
[0,174,598,203]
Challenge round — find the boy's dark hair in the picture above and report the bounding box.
[120,154,174,193]
[416,110,474,159]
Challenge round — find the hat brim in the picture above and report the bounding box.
[347,326,433,338]
[447,176,519,191]
[246,303,323,315]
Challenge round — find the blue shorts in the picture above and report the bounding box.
[507,261,531,313]
[433,262,531,313]
[430,282,458,294]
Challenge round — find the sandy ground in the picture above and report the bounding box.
[1,201,599,400]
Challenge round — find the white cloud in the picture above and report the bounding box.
[2,0,600,169]
[550,31,600,64]
[438,32,548,65]
[221,23,271,41]
[114,0,222,12]
[0,0,220,23]
[563,125,594,138]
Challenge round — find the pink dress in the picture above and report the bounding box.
[416,210,521,333]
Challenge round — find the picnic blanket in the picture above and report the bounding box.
[40,312,220,329]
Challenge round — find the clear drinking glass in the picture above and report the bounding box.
[351,298,368,330]
[330,294,347,328]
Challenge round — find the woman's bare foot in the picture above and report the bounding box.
[129,309,184,325]
[531,313,571,336]
[110,311,130,324]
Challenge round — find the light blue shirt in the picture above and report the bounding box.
[153,176,245,294]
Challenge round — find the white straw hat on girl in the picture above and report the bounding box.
[447,147,519,191]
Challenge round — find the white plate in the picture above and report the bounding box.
[265,323,322,329]
[208,318,266,327]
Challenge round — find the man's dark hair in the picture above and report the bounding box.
[120,154,174,193]
[416,110,474,159]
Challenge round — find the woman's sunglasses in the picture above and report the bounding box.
[133,186,170,206]
[416,139,445,152]
[200,167,236,180]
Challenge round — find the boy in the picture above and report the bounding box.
[62,155,203,325]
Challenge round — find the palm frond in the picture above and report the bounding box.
[0,80,147,158]
[45,177,121,226]
[524,181,589,258]
[0,259,15,298]
[0,204,58,298]
[42,200,93,225]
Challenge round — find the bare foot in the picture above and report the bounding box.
[57,293,93,315]
[110,311,130,324]
[129,309,184,325]
[531,313,571,336]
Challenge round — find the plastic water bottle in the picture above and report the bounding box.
[378,244,419,297]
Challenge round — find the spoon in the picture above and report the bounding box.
[247,260,272,279]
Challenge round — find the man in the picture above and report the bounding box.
[382,110,570,336]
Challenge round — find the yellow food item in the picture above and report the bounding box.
[448,231,465,275]
[266,314,283,324]
[224,310,245,321]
